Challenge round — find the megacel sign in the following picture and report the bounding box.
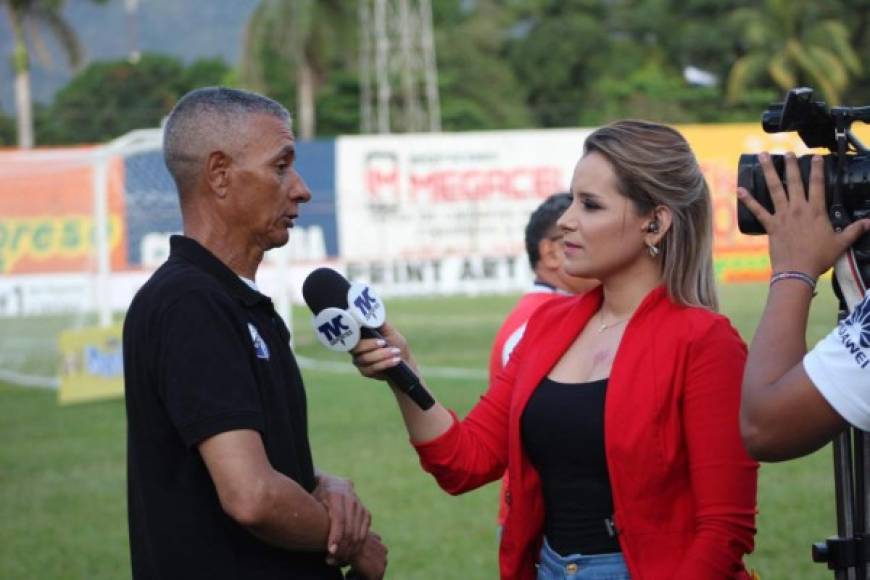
[363,150,564,209]
[339,129,591,261]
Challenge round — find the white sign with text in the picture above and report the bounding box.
[336,128,592,260]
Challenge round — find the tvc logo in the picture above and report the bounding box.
[318,315,352,343]
[348,282,386,328]
[317,314,353,344]
[353,287,380,320]
[312,308,361,352]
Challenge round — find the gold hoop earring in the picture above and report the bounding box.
[646,241,660,258]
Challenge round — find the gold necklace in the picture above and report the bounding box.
[597,311,629,333]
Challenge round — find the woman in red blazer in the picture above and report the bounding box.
[353,120,758,580]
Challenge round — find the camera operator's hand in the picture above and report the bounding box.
[738,151,870,462]
[737,152,870,278]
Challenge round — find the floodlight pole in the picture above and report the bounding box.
[359,0,441,133]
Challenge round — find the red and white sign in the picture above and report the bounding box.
[337,129,592,261]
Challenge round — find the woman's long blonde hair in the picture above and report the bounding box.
[583,120,718,311]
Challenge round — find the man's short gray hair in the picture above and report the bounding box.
[162,87,291,197]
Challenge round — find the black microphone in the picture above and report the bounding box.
[302,268,435,410]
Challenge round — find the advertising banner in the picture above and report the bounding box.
[336,124,870,289]
[58,322,124,404]
[337,129,589,261]
[336,129,589,293]
[683,123,800,282]
[685,123,870,282]
[0,147,127,275]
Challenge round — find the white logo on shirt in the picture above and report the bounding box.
[501,323,527,367]
[838,298,870,369]
[248,323,270,360]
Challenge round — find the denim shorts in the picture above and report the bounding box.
[536,538,630,580]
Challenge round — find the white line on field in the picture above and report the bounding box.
[0,357,488,391]
[295,356,488,380]
[0,369,59,389]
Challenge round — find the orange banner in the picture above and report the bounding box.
[680,123,870,282]
[0,148,127,274]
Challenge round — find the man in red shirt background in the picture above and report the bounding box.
[489,192,598,528]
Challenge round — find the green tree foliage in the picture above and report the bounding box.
[726,0,861,106]
[505,0,771,126]
[0,111,16,146]
[434,0,532,130]
[225,0,870,135]
[838,0,870,105]
[315,70,363,136]
[2,0,109,147]
[240,0,354,138]
[507,0,611,127]
[29,0,870,142]
[37,53,231,144]
[238,0,533,135]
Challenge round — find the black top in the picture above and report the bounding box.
[521,377,620,556]
[123,235,342,580]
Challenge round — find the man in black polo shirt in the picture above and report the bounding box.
[123,87,386,580]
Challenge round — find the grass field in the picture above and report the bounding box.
[0,282,849,579]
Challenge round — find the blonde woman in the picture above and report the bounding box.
[353,120,758,579]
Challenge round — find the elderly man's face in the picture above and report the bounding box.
[227,113,312,252]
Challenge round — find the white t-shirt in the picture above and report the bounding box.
[239,276,259,291]
[803,290,870,431]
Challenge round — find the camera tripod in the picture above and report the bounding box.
[813,296,870,579]
[812,424,870,579]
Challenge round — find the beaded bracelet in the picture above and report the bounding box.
[770,270,818,296]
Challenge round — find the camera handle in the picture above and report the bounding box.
[812,292,870,579]
[828,110,852,233]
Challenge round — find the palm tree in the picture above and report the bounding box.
[241,0,353,139]
[726,0,861,106]
[2,0,105,148]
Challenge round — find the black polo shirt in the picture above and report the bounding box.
[123,235,342,580]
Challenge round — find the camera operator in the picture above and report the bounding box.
[737,151,870,461]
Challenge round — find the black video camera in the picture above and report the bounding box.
[737,88,870,252]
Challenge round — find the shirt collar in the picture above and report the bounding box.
[239,276,259,291]
[530,279,571,296]
[169,235,270,308]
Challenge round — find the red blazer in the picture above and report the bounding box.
[414,286,758,580]
[489,287,567,525]
[489,286,566,382]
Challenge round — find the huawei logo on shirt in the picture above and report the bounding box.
[838,298,870,369]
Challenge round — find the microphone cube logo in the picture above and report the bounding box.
[347,282,386,328]
[312,307,361,352]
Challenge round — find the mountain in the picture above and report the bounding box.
[0,0,260,114]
